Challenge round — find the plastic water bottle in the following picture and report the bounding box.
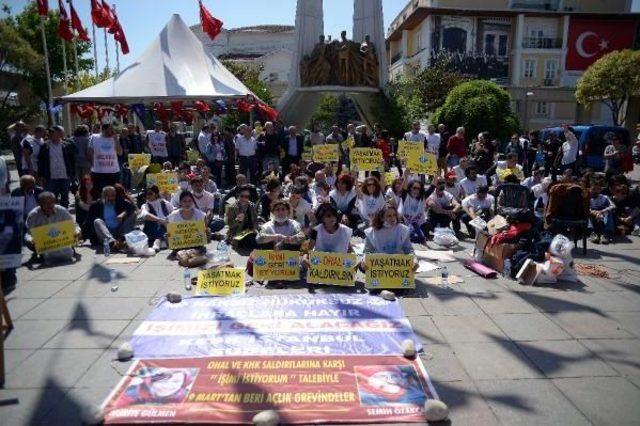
[109,269,118,292]
[217,241,229,262]
[503,259,512,279]
[103,239,111,257]
[440,264,449,288]
[183,267,192,291]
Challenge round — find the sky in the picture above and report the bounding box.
[6,0,406,71]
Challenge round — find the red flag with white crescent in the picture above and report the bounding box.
[69,2,90,42]
[566,18,637,71]
[199,0,223,41]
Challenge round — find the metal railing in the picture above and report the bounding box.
[522,37,562,49]
[390,52,404,64]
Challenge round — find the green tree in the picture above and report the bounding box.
[432,80,519,142]
[370,90,411,137]
[308,94,339,131]
[221,60,274,106]
[576,49,640,126]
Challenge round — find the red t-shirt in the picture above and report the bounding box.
[447,135,467,158]
[376,138,391,161]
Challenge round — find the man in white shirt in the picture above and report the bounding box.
[88,123,122,192]
[560,124,579,172]
[146,121,169,164]
[459,165,488,197]
[426,124,441,155]
[404,121,427,147]
[197,124,212,156]
[426,176,462,236]
[461,185,494,238]
[235,124,258,185]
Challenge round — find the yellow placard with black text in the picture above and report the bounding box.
[147,172,179,193]
[31,220,76,254]
[253,250,300,281]
[385,172,396,186]
[406,151,438,175]
[365,254,415,289]
[312,144,339,163]
[307,251,358,287]
[196,268,246,296]
[127,154,151,172]
[397,140,423,161]
[350,148,383,172]
[166,220,207,250]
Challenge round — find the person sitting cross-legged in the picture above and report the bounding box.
[82,185,136,252]
[426,176,462,237]
[139,185,174,251]
[460,185,494,238]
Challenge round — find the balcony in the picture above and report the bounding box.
[391,52,404,65]
[522,37,562,49]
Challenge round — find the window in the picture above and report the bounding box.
[485,34,496,55]
[535,101,548,116]
[498,35,508,56]
[523,59,536,78]
[544,60,557,79]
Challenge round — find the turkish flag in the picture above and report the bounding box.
[199,0,223,41]
[36,0,48,16]
[70,3,90,42]
[57,0,73,42]
[566,19,637,71]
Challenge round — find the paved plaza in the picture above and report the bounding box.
[1,173,640,426]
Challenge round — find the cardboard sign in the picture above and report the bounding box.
[496,166,525,182]
[397,140,423,161]
[365,254,415,289]
[301,151,313,161]
[196,268,245,296]
[343,135,355,149]
[147,172,179,193]
[127,154,151,172]
[312,144,339,163]
[31,220,76,255]
[167,220,207,250]
[406,151,437,175]
[102,355,438,425]
[0,197,24,268]
[350,148,383,172]
[253,250,299,281]
[307,251,358,287]
[385,172,396,186]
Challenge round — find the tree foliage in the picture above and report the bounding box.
[575,49,640,126]
[221,59,274,106]
[371,89,411,137]
[307,94,358,132]
[432,79,519,142]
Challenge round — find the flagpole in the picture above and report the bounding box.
[92,22,99,78]
[39,14,54,124]
[103,28,110,72]
[113,4,120,73]
[61,39,72,130]
[68,0,79,77]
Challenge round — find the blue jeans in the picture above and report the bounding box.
[589,211,614,237]
[46,178,70,208]
[143,221,166,245]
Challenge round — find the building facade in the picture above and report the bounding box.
[387,0,639,131]
[191,24,295,101]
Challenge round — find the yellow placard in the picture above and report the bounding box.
[196,268,245,296]
[147,172,179,193]
[307,251,358,287]
[253,250,300,281]
[301,151,313,161]
[343,136,355,150]
[385,172,396,186]
[166,220,207,250]
[128,154,151,172]
[406,151,438,175]
[496,166,525,182]
[312,144,339,163]
[397,140,423,161]
[350,148,384,172]
[365,254,415,289]
[186,150,200,164]
[31,220,76,254]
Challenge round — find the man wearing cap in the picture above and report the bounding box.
[9,120,27,176]
[146,121,169,164]
[37,125,76,209]
[88,123,123,193]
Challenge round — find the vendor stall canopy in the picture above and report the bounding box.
[62,14,258,104]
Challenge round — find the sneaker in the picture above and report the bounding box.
[152,239,162,252]
[632,225,640,236]
[589,235,600,244]
[602,235,611,245]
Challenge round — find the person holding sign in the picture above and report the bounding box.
[356,176,386,228]
[25,192,79,263]
[88,123,123,193]
[146,121,169,164]
[167,191,207,246]
[139,185,174,251]
[83,186,136,250]
[224,185,259,250]
[308,203,353,254]
[364,204,414,256]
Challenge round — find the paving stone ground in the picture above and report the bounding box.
[2,170,640,425]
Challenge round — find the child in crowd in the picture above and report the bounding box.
[588,177,616,244]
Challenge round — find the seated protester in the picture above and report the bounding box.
[533,177,552,223]
[611,180,640,236]
[452,157,469,182]
[255,200,306,250]
[330,174,359,229]
[324,164,337,188]
[426,176,462,236]
[308,203,353,253]
[260,178,283,222]
[167,191,208,264]
[288,185,314,232]
[194,158,207,174]
[490,153,524,187]
[201,166,219,195]
[11,174,43,222]
[459,165,488,197]
[225,185,259,249]
[400,176,433,243]
[178,161,191,175]
[221,174,259,213]
[522,167,544,190]
[461,185,495,238]
[190,175,224,233]
[312,181,331,210]
[162,161,173,171]
[73,174,98,227]
[83,186,136,250]
[261,161,282,186]
[284,163,302,187]
[115,183,138,207]
[444,171,463,201]
[170,174,191,207]
[364,204,414,255]
[356,176,386,228]
[311,170,328,196]
[588,176,616,244]
[293,175,314,203]
[386,177,404,209]
[25,192,79,263]
[139,185,174,251]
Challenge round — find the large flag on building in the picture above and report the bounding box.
[566,18,638,71]
[199,0,223,41]
[69,2,90,42]
[57,0,73,42]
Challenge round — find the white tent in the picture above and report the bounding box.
[62,14,256,104]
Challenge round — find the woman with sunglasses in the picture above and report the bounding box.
[385,177,404,210]
[399,169,434,244]
[330,174,360,230]
[356,176,386,228]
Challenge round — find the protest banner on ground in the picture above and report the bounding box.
[102,354,437,425]
[365,254,415,289]
[0,197,23,269]
[253,250,300,281]
[397,140,424,161]
[307,251,358,287]
[147,172,179,193]
[167,221,207,250]
[30,220,76,255]
[350,148,383,172]
[127,154,151,172]
[406,151,438,175]
[130,294,422,358]
[196,268,245,296]
[312,144,339,163]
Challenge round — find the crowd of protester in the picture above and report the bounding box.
[2,116,639,291]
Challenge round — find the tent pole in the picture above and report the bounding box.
[104,28,110,71]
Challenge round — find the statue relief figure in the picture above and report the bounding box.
[300,35,331,86]
[361,34,379,87]
[337,31,363,86]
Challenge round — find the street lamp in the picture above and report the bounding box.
[524,91,534,132]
